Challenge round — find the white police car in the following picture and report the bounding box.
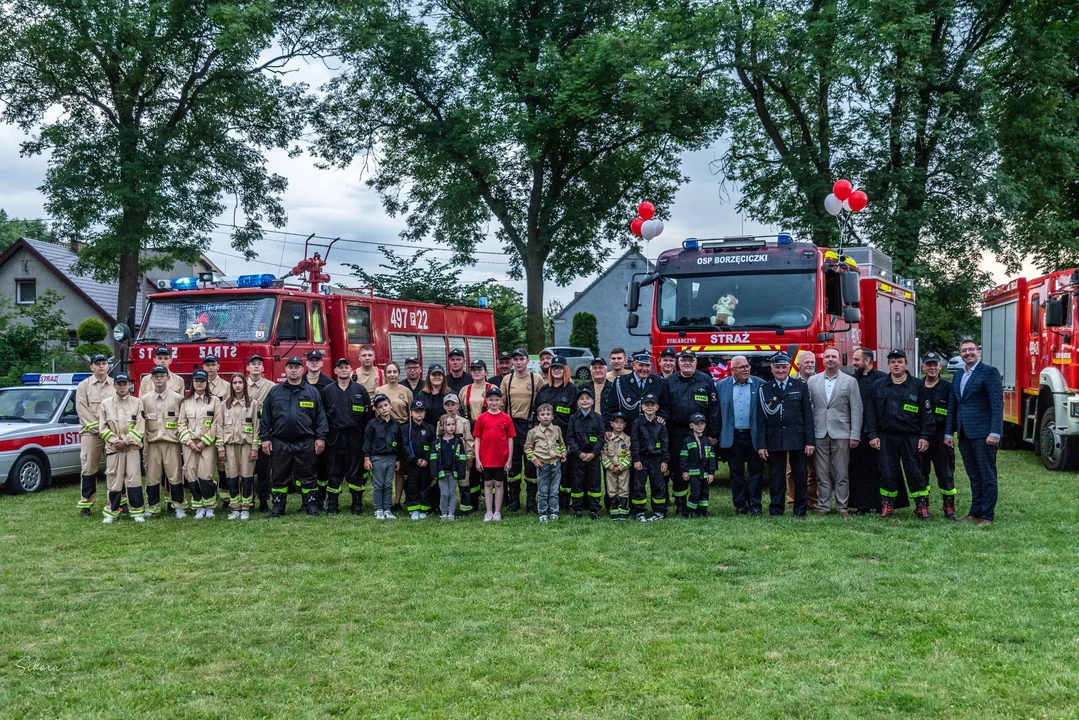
[0,373,91,494]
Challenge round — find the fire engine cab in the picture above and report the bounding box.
[119,241,498,390]
[626,235,916,379]
[981,268,1079,470]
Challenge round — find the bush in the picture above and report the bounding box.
[77,317,108,343]
[568,312,599,355]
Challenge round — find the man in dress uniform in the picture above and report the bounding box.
[603,352,672,430]
[756,352,815,518]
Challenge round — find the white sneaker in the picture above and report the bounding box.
[441,514,448,520]
[228,511,241,520]
[384,510,397,520]
[204,509,215,519]
[194,509,206,520]
[493,512,502,521]
[550,513,558,521]
[447,514,455,521]
[539,515,548,523]
[375,510,385,520]
[239,511,250,521]
[174,508,187,519]
[102,516,114,524]
[411,510,420,520]
[133,515,145,523]
[483,511,493,522]
[418,512,427,519]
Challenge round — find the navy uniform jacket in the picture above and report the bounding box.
[603,373,672,429]
[755,377,815,451]
[666,370,721,437]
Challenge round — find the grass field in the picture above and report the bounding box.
[2,450,1078,719]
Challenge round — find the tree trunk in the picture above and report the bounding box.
[523,251,546,352]
[116,249,141,331]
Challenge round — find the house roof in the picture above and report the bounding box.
[554,248,655,320]
[0,237,146,324]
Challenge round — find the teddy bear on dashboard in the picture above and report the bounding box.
[710,294,738,326]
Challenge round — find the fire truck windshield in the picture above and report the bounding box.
[138,296,277,343]
[657,271,817,330]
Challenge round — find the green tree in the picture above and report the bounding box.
[314,0,727,351]
[568,311,599,355]
[0,209,51,249]
[77,317,108,344]
[465,282,528,355]
[0,0,325,323]
[0,289,72,381]
[345,248,469,305]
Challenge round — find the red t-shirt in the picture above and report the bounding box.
[473,410,516,468]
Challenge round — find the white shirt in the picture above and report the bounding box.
[960,361,979,396]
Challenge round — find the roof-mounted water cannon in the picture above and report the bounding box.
[280,234,341,294]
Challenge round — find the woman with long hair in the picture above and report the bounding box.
[218,373,259,520]
[416,363,449,427]
[374,361,413,422]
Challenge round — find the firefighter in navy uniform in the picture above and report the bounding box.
[321,358,372,515]
[756,352,815,518]
[865,348,935,519]
[260,356,329,517]
[603,352,672,429]
[665,349,720,518]
[919,352,958,520]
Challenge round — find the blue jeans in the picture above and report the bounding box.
[959,434,998,520]
[537,462,561,515]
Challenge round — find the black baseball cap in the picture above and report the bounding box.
[285,356,304,366]
[410,400,427,411]
[610,411,628,422]
[404,356,420,365]
[485,387,503,397]
[90,353,108,363]
[539,348,554,358]
[114,373,130,383]
[428,364,445,374]
[641,392,659,405]
[551,355,568,368]
[511,348,528,358]
[372,393,389,406]
[306,350,323,361]
[660,348,677,358]
[248,354,263,363]
[497,351,512,360]
[690,413,707,424]
[203,354,219,363]
[470,359,487,370]
[151,366,167,375]
[678,349,697,359]
[335,357,351,367]
[576,385,594,397]
[591,356,607,366]
[887,348,907,360]
[448,348,465,358]
[192,369,208,381]
[922,352,943,364]
[154,346,171,356]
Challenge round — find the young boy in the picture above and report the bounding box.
[525,403,567,522]
[402,400,435,520]
[472,387,515,522]
[601,411,632,519]
[631,392,669,522]
[566,386,605,519]
[681,413,717,517]
[363,393,402,519]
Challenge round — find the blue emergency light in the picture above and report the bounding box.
[171,277,199,291]
[777,232,793,244]
[237,273,276,289]
[682,238,699,250]
[21,373,92,386]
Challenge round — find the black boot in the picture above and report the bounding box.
[914,496,931,521]
[942,496,958,521]
[505,481,521,511]
[676,497,690,519]
[316,484,327,511]
[326,492,340,515]
[270,493,286,518]
[350,490,364,515]
[258,496,271,513]
[525,482,538,514]
[305,493,320,517]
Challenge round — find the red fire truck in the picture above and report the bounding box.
[981,269,1079,470]
[626,235,916,379]
[118,243,497,387]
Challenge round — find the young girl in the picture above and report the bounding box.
[218,374,259,520]
[430,414,468,520]
[441,394,476,514]
[473,388,515,521]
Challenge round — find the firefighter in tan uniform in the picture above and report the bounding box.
[138,346,185,397]
[141,365,184,517]
[354,345,384,394]
[76,354,115,516]
[98,374,145,523]
[247,354,276,512]
[202,354,230,401]
[178,369,222,519]
[218,374,260,520]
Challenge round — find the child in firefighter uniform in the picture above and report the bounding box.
[403,400,435,519]
[179,369,223,518]
[440,394,476,514]
[430,414,469,520]
[98,374,145,523]
[630,393,669,521]
[601,412,632,519]
[141,365,183,517]
[681,413,717,517]
[566,386,605,519]
[75,353,114,516]
[218,374,260,520]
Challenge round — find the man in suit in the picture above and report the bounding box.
[807,346,863,517]
[756,352,815,518]
[945,338,1004,526]
[850,347,887,514]
[717,355,765,515]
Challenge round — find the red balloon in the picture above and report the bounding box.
[848,189,868,212]
[833,179,853,201]
[631,217,644,236]
[638,201,655,221]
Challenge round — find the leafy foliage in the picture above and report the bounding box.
[0,289,75,383]
[314,0,727,349]
[0,209,51,250]
[569,311,599,355]
[76,317,108,344]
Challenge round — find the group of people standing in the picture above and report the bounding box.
[73,338,1003,526]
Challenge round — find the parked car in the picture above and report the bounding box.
[544,346,597,380]
[0,373,92,494]
[946,355,963,373]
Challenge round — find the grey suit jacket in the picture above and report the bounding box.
[807,370,862,441]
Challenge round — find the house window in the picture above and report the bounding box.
[67,331,79,351]
[15,279,36,305]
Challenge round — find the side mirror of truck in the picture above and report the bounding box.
[627,281,641,312]
[626,312,639,329]
[817,331,835,342]
[1046,297,1064,327]
[843,272,861,307]
[843,307,861,324]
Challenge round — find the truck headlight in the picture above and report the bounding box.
[1070,403,1079,419]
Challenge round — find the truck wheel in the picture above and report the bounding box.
[575,366,590,380]
[6,452,50,494]
[1039,407,1079,471]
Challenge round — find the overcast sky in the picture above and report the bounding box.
[0,56,1032,307]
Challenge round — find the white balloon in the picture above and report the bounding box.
[824,193,843,216]
[842,198,852,212]
[641,219,658,240]
[652,219,664,236]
